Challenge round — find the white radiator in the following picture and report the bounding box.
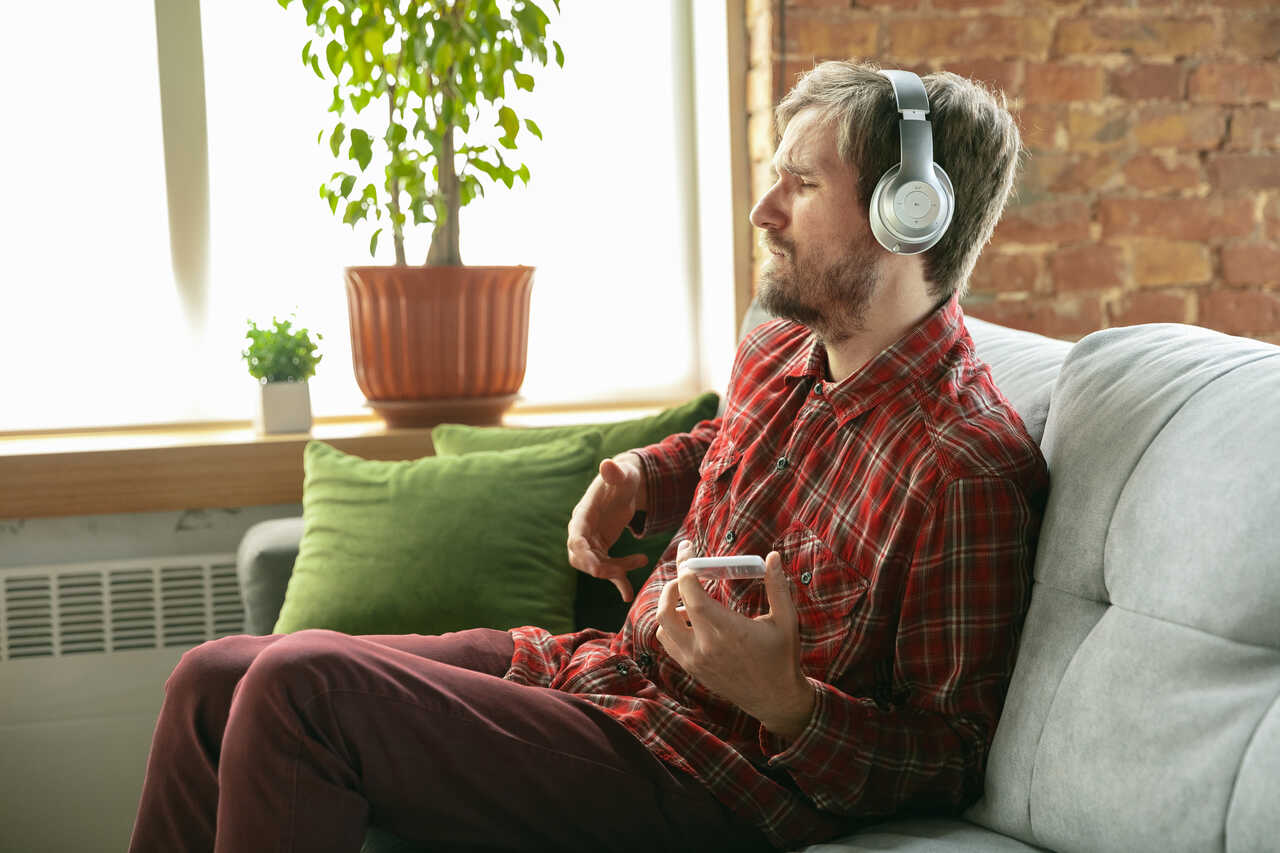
[0,553,244,853]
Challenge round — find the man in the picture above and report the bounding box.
[130,61,1047,852]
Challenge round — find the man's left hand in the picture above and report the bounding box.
[655,541,817,741]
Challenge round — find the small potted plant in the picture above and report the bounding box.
[278,0,563,427]
[242,315,324,434]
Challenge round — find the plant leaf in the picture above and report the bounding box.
[524,118,542,139]
[369,227,382,257]
[329,122,346,157]
[326,41,343,76]
[350,128,373,170]
[497,106,519,140]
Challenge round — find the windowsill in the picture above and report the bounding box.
[0,401,679,519]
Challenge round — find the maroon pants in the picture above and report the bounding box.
[128,628,773,853]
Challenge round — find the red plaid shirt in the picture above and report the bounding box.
[506,294,1049,849]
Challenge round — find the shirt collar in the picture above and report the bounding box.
[783,293,968,425]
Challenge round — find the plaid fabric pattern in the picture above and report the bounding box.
[506,295,1050,849]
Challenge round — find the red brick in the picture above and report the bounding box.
[1067,107,1133,153]
[932,0,1003,8]
[1122,154,1204,192]
[1054,17,1217,59]
[1016,104,1066,151]
[1051,152,1128,193]
[889,17,1052,61]
[1017,153,1124,199]
[1099,197,1257,240]
[1221,245,1280,285]
[1189,63,1280,104]
[1229,108,1280,151]
[997,199,1093,244]
[969,251,1043,294]
[1207,154,1280,191]
[1133,105,1227,151]
[1225,15,1280,60]
[942,59,1022,97]
[1109,63,1185,100]
[964,296,1103,339]
[1049,243,1126,292]
[1108,289,1191,327]
[1131,239,1213,286]
[784,12,878,60]
[1025,63,1106,102]
[1199,288,1280,335]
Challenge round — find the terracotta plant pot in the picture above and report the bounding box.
[344,265,534,428]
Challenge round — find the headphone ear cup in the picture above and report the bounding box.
[868,163,954,255]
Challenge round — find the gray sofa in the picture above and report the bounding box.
[237,309,1280,852]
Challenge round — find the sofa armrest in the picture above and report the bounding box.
[235,517,305,635]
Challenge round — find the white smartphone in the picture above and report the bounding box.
[681,555,766,579]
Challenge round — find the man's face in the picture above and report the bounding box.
[749,107,882,342]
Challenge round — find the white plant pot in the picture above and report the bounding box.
[254,380,313,435]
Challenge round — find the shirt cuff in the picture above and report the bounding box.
[762,677,853,772]
[626,447,679,537]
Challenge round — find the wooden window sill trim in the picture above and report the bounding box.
[0,402,678,519]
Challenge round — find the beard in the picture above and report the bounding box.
[757,232,882,346]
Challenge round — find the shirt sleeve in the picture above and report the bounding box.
[627,416,721,537]
[761,474,1042,818]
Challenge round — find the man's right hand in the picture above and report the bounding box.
[567,452,650,602]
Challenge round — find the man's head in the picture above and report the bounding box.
[750,61,1022,336]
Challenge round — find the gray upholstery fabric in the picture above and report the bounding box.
[962,316,1070,446]
[963,322,1280,853]
[803,818,1046,852]
[235,516,304,635]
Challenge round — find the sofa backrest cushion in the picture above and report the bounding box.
[965,322,1280,853]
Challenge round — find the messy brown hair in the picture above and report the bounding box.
[775,60,1022,302]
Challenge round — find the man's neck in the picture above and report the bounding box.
[822,278,942,385]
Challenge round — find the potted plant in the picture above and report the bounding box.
[278,0,563,427]
[242,315,324,434]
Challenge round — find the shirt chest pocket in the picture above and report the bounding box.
[772,524,868,680]
[695,439,741,512]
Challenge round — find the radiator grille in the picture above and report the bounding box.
[1,555,243,660]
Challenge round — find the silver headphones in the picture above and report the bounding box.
[868,70,955,255]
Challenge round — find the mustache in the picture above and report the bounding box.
[761,234,795,256]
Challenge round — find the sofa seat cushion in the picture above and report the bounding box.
[802,818,1046,852]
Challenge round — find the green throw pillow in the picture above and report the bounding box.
[429,392,720,631]
[274,433,603,637]
[430,391,720,460]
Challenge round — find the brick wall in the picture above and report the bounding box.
[745,0,1280,343]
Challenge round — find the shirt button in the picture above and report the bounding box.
[615,662,629,675]
[637,652,653,668]
[800,571,813,585]
[814,383,824,396]
[725,530,737,544]
[775,457,789,471]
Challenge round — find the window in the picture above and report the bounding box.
[0,0,737,433]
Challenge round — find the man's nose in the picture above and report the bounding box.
[749,181,787,232]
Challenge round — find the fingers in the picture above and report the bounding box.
[655,570,694,659]
[761,550,796,627]
[567,533,647,602]
[598,457,627,486]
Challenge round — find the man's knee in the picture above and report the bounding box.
[234,628,355,707]
[165,633,264,700]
